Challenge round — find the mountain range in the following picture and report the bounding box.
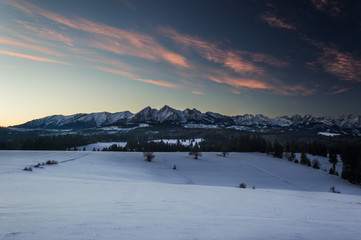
[11,105,361,135]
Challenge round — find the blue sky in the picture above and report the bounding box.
[1,0,361,126]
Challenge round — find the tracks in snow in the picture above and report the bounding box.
[243,159,311,191]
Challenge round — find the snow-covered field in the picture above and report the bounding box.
[1,151,361,240]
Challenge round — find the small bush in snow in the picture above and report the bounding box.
[173,165,176,170]
[34,162,45,168]
[23,167,32,171]
[221,151,229,157]
[312,159,320,169]
[330,186,340,194]
[252,186,256,189]
[46,160,58,165]
[239,183,246,188]
[294,159,299,163]
[143,152,155,162]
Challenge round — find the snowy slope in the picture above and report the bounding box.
[1,151,361,240]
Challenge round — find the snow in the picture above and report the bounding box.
[77,142,127,151]
[183,123,220,129]
[151,138,203,146]
[1,151,361,240]
[99,123,149,133]
[318,132,341,137]
[226,125,253,131]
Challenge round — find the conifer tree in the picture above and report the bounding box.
[300,151,311,166]
[189,142,202,159]
[272,139,283,158]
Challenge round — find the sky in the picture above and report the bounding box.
[1,0,361,126]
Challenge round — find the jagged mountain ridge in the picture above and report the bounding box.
[14,111,134,130]
[12,105,361,134]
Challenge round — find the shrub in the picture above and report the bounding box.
[222,151,229,157]
[330,186,340,194]
[294,159,299,163]
[46,160,58,165]
[173,164,176,170]
[239,183,246,188]
[23,167,32,171]
[34,163,41,168]
[143,152,155,162]
[312,159,320,169]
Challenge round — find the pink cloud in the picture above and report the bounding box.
[0,50,69,65]
[160,26,287,76]
[88,35,189,69]
[191,90,204,95]
[6,0,189,68]
[15,20,74,46]
[0,36,63,56]
[97,66,178,89]
[89,38,157,62]
[310,0,342,17]
[230,89,241,95]
[307,40,361,82]
[260,12,297,30]
[207,75,270,90]
[159,27,312,96]
[222,52,262,74]
[134,78,178,89]
[206,70,317,96]
[276,84,317,96]
[83,55,135,73]
[97,66,136,79]
[160,28,260,75]
[3,0,34,16]
[120,0,136,10]
[161,51,189,69]
[248,53,289,68]
[328,86,350,95]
